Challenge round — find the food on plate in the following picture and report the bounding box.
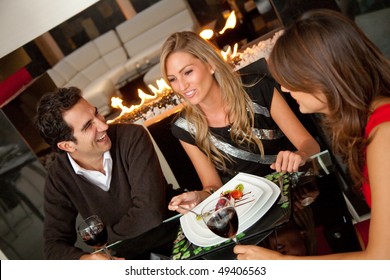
[231,189,243,200]
[221,183,244,200]
[215,183,247,209]
[197,183,254,220]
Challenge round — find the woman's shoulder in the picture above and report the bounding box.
[171,111,188,127]
[171,113,197,143]
[243,75,277,108]
[366,100,390,136]
[172,114,191,133]
[370,99,390,119]
[242,74,276,89]
[372,98,390,111]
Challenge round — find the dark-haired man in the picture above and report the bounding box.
[35,87,167,259]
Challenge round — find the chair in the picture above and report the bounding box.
[143,124,180,191]
[144,113,202,192]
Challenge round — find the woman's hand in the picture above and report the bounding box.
[270,150,308,173]
[234,245,284,260]
[168,191,204,213]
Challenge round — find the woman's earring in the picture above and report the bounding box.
[211,69,215,75]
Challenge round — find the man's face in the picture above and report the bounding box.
[61,98,111,161]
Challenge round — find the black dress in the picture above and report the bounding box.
[171,75,294,184]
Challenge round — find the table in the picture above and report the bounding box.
[108,172,292,260]
[108,150,363,259]
[169,172,292,260]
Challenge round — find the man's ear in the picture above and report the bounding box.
[57,141,75,153]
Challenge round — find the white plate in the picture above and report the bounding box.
[180,176,278,247]
[183,176,263,236]
[180,173,280,247]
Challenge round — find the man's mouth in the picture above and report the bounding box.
[97,133,107,142]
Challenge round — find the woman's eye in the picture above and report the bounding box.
[168,77,175,83]
[184,69,193,76]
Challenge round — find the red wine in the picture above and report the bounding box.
[206,207,238,238]
[82,225,108,248]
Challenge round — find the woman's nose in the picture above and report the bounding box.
[178,78,188,91]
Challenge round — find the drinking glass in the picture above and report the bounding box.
[77,215,114,260]
[201,196,240,244]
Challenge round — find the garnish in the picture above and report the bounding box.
[231,189,243,200]
[221,183,244,201]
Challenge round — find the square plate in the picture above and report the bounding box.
[180,173,280,247]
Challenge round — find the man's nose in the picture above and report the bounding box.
[96,118,109,131]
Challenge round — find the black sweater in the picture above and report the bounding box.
[43,124,167,259]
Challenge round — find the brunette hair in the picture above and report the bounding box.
[35,87,81,153]
[268,9,390,187]
[160,31,264,171]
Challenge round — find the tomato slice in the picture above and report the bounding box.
[231,189,243,200]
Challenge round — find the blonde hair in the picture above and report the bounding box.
[160,31,264,172]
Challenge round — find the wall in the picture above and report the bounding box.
[48,0,126,56]
[0,0,99,59]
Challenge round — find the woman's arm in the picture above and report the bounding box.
[168,140,223,212]
[270,89,320,172]
[364,121,390,259]
[181,140,222,190]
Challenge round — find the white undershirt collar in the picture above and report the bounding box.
[67,151,112,191]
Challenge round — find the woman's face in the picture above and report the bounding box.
[281,86,329,114]
[165,51,217,105]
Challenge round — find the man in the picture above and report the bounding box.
[35,87,167,259]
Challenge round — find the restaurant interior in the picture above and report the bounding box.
[0,0,389,260]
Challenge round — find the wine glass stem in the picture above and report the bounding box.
[102,246,114,260]
[232,236,240,245]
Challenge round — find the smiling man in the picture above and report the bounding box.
[35,87,167,260]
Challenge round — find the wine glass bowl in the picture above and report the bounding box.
[77,215,113,259]
[201,197,239,243]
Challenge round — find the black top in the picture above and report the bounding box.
[172,75,294,183]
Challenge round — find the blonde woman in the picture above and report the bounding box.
[160,31,320,212]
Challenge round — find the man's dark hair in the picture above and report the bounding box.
[34,87,82,153]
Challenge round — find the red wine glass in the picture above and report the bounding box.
[201,196,240,244]
[77,215,114,260]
